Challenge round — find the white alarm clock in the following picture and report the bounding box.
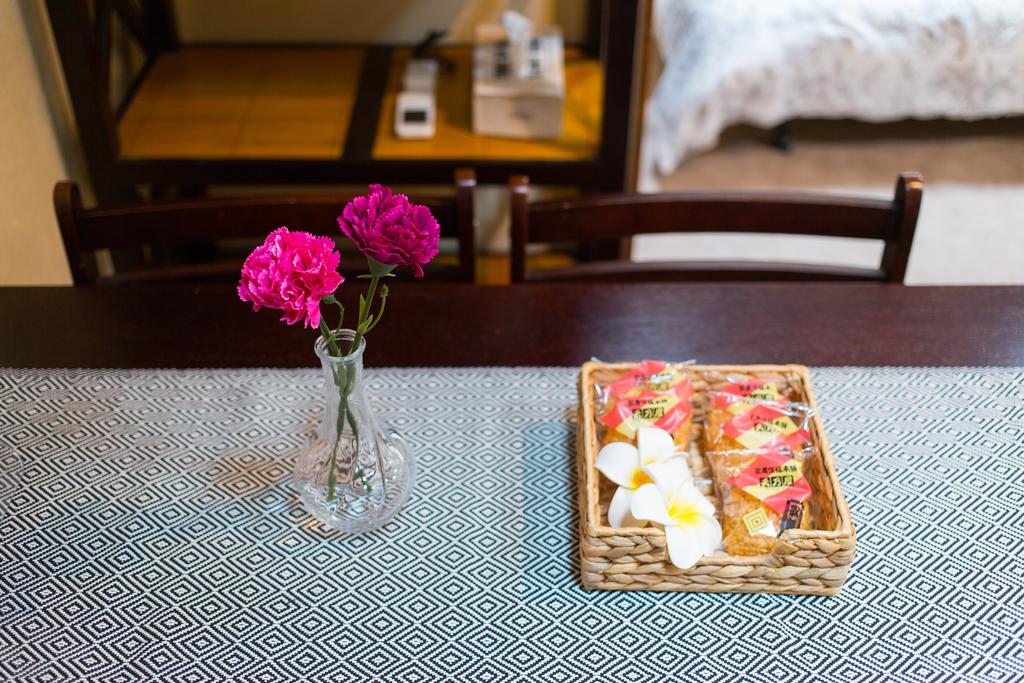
[395,59,438,140]
[395,92,435,139]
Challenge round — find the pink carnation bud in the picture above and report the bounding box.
[338,184,440,277]
[238,227,344,328]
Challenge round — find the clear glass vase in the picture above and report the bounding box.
[293,329,415,533]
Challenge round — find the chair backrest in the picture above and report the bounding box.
[510,173,923,283]
[55,169,476,285]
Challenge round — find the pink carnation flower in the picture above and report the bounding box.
[238,227,343,328]
[338,184,440,277]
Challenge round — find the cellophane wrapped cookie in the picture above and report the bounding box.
[703,391,814,454]
[700,370,802,404]
[594,360,695,449]
[708,446,814,556]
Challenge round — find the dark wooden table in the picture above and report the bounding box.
[2,283,1022,367]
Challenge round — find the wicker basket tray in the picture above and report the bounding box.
[578,362,855,595]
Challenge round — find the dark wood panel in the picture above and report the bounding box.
[72,195,459,251]
[526,194,899,242]
[343,46,392,161]
[1,284,1022,368]
[113,157,607,187]
[523,260,886,282]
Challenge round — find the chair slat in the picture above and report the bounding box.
[76,197,459,251]
[101,257,466,286]
[56,171,475,285]
[527,195,899,242]
[524,260,887,283]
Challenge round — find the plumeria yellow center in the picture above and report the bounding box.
[667,496,702,527]
[639,453,662,468]
[630,469,653,489]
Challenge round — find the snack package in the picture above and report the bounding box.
[595,360,695,448]
[708,446,814,555]
[700,370,801,405]
[703,392,814,453]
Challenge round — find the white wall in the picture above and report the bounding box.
[0,0,77,285]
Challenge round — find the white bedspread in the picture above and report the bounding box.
[640,0,1024,189]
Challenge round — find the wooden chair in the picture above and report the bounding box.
[55,169,476,285]
[510,173,923,283]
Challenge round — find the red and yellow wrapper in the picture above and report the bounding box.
[709,446,814,556]
[721,403,811,451]
[726,447,812,516]
[704,393,812,453]
[711,378,784,410]
[597,360,695,447]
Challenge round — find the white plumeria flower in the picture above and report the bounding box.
[630,458,722,570]
[596,427,685,528]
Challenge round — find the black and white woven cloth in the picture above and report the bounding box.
[1,367,1022,682]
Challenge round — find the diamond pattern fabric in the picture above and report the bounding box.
[1,367,1022,681]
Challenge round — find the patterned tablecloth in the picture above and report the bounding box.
[1,367,1023,682]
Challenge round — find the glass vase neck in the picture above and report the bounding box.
[314,329,366,365]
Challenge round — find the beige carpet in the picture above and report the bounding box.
[633,120,1024,284]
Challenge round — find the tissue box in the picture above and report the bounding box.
[472,22,565,139]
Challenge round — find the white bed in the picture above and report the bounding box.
[639,0,1024,190]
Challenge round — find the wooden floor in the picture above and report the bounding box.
[475,253,576,284]
[119,47,365,159]
[117,45,602,162]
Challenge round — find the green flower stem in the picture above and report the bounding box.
[339,352,363,490]
[349,257,396,354]
[317,317,340,357]
[326,371,349,502]
[349,274,379,356]
[323,295,346,336]
[364,284,388,335]
[319,310,358,502]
